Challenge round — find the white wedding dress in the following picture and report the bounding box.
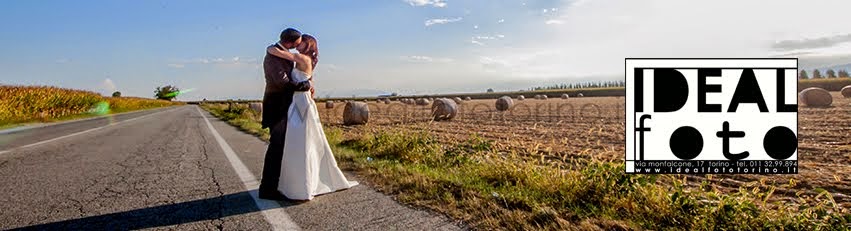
[278,69,358,200]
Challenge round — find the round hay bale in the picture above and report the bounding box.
[416,98,430,106]
[538,95,548,100]
[384,99,392,104]
[561,94,569,99]
[343,102,369,125]
[577,93,584,97]
[453,97,464,104]
[798,87,833,107]
[464,96,472,101]
[842,85,851,98]
[248,102,263,114]
[325,101,335,109]
[495,96,513,111]
[517,95,525,100]
[431,98,458,121]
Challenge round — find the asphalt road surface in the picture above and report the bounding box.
[0,105,463,230]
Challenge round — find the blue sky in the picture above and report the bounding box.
[2,0,851,100]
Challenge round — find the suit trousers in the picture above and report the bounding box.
[259,119,287,194]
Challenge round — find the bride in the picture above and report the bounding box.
[266,34,358,200]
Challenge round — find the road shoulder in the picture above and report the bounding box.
[199,106,464,230]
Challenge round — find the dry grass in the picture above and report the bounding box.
[799,78,851,91]
[202,98,851,230]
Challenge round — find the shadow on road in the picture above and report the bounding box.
[10,189,298,230]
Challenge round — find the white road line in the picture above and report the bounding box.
[0,106,179,135]
[195,106,301,231]
[0,107,183,155]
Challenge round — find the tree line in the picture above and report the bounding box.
[528,80,625,91]
[799,69,850,79]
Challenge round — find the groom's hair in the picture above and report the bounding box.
[280,28,302,43]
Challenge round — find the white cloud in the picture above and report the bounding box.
[101,78,116,94]
[425,17,462,26]
[470,35,504,46]
[498,19,505,23]
[474,0,851,78]
[772,34,851,51]
[570,0,591,7]
[169,56,259,69]
[404,0,447,8]
[479,56,510,68]
[317,63,342,73]
[401,55,453,63]
[545,20,564,25]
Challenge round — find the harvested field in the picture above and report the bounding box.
[317,93,851,208]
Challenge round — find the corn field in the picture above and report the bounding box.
[0,85,180,126]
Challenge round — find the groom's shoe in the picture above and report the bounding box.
[258,191,288,201]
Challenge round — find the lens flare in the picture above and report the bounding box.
[89,101,115,124]
[90,101,111,115]
[165,88,196,98]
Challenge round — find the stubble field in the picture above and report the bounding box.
[317,93,851,208]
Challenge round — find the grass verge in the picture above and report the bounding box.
[200,103,850,230]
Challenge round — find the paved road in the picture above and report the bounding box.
[0,105,463,230]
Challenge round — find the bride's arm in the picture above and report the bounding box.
[267,46,312,69]
[266,45,298,61]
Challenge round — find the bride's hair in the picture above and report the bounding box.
[301,34,319,68]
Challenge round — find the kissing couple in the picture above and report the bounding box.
[257,28,358,201]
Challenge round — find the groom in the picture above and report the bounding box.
[259,28,313,200]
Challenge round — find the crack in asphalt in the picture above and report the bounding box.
[196,119,226,231]
[60,109,208,227]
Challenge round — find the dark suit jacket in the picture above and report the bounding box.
[261,44,312,129]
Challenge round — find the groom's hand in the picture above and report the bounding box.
[293,79,312,92]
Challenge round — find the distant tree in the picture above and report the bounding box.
[799,70,808,79]
[812,69,822,79]
[112,91,121,97]
[487,88,494,93]
[839,70,850,78]
[826,69,837,78]
[155,85,180,101]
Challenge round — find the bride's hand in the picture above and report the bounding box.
[309,80,315,98]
